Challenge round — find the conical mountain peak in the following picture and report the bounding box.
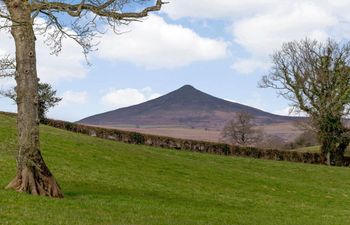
[174,85,200,94]
[179,84,196,90]
[79,85,295,129]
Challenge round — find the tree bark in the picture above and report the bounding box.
[320,132,348,166]
[4,0,63,198]
[320,140,333,166]
[334,137,349,166]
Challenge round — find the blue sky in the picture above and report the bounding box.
[1,0,350,121]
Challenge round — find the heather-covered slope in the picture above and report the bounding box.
[79,85,299,129]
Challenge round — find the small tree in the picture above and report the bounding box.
[260,39,350,166]
[221,112,263,146]
[0,56,62,121]
[1,83,62,122]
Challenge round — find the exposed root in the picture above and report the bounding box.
[5,167,63,198]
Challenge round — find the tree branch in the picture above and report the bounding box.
[0,55,15,78]
[31,0,165,20]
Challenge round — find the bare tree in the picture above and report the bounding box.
[221,112,263,146]
[290,119,319,148]
[0,0,164,198]
[259,135,287,150]
[260,39,350,166]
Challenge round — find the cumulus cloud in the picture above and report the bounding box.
[163,0,279,19]
[232,2,336,55]
[101,87,161,109]
[96,15,228,69]
[231,2,339,74]
[163,0,350,75]
[61,91,88,105]
[0,18,88,84]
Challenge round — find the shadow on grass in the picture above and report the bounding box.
[63,181,238,210]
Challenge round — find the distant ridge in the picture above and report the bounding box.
[78,85,299,129]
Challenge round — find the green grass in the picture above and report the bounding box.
[292,145,321,153]
[1,113,350,225]
[292,145,350,157]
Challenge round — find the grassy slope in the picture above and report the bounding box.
[1,114,350,225]
[293,146,321,153]
[293,146,350,157]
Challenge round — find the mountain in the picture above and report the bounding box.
[78,85,299,129]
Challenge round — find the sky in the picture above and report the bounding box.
[1,0,350,121]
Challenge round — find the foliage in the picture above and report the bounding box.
[260,39,350,165]
[1,83,62,121]
[129,132,146,144]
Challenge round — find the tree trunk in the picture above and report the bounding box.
[334,137,349,166]
[321,146,330,166]
[4,1,63,198]
[320,135,348,166]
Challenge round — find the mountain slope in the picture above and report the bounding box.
[79,85,298,128]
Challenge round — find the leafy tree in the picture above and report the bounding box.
[221,112,263,146]
[0,0,164,198]
[260,39,350,166]
[0,56,62,121]
[1,82,62,122]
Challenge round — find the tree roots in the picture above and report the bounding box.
[5,167,63,198]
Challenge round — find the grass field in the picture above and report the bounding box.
[292,145,350,157]
[1,113,350,225]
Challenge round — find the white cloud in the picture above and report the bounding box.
[61,91,88,105]
[163,0,279,19]
[164,1,350,75]
[0,18,88,84]
[232,1,350,74]
[101,87,161,109]
[96,15,228,69]
[230,2,340,74]
[232,2,336,56]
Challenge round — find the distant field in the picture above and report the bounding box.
[1,113,350,225]
[292,145,350,157]
[101,122,303,143]
[105,126,223,142]
[292,145,321,153]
